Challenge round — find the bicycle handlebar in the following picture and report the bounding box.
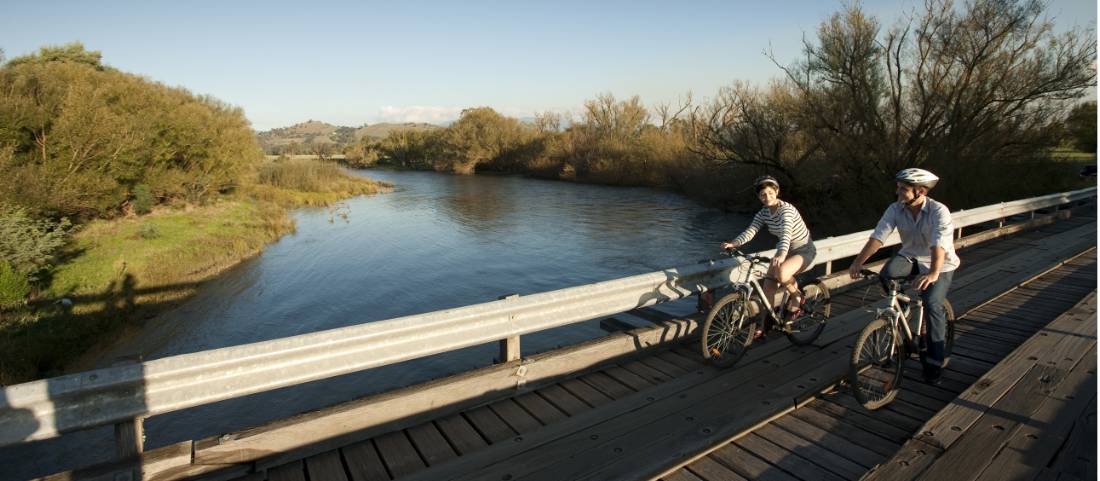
[723,248,771,264]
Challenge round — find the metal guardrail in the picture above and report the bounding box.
[0,187,1094,449]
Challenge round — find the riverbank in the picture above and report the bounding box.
[0,173,390,385]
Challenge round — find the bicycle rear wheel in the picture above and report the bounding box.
[849,317,905,410]
[700,292,756,368]
[785,280,830,346]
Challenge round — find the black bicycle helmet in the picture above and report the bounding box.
[754,175,780,192]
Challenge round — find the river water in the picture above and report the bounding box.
[3,169,764,480]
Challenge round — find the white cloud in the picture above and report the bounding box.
[377,106,464,124]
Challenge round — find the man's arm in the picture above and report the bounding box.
[915,246,945,291]
[848,238,883,279]
[849,206,896,279]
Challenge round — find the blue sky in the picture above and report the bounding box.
[2,0,1095,131]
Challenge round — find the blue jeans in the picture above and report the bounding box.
[881,256,954,372]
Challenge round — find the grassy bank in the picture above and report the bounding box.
[0,165,389,385]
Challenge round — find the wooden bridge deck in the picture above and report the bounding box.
[57,210,1093,481]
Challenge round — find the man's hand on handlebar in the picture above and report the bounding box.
[847,262,864,280]
[720,241,737,251]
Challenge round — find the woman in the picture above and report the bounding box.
[721,175,816,322]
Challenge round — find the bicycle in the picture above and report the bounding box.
[848,268,956,410]
[699,249,831,368]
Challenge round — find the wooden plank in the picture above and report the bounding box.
[655,349,704,372]
[809,398,912,444]
[620,359,674,384]
[434,414,488,456]
[914,366,1064,481]
[972,353,1096,481]
[488,399,542,434]
[579,371,636,399]
[682,456,749,481]
[512,391,567,425]
[662,468,707,481]
[754,423,866,479]
[735,433,848,481]
[39,441,195,481]
[825,395,923,435]
[602,364,656,391]
[536,348,853,481]
[789,406,902,457]
[536,384,590,416]
[709,442,801,481]
[304,451,348,481]
[267,461,305,481]
[463,406,515,444]
[771,415,885,468]
[405,421,458,466]
[341,440,390,481]
[559,377,614,407]
[373,431,426,478]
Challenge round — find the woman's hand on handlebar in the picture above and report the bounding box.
[720,241,738,252]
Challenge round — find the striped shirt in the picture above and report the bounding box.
[731,201,811,257]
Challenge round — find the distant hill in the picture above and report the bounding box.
[256,120,440,154]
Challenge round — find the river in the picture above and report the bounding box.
[3,169,763,480]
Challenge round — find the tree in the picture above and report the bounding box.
[5,42,105,70]
[1065,102,1097,153]
[739,0,1097,198]
[691,81,813,187]
[442,107,522,174]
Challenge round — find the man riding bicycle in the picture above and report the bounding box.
[847,168,959,384]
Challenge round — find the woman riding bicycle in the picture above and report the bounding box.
[721,175,817,322]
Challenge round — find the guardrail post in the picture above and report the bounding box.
[956,227,963,239]
[823,260,832,276]
[111,358,144,462]
[498,294,521,363]
[115,417,144,460]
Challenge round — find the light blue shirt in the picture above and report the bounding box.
[871,197,960,274]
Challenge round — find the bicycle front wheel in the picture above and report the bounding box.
[849,317,905,410]
[700,292,756,368]
[785,280,830,346]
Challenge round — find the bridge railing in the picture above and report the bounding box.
[0,187,1094,453]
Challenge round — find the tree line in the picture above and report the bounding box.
[0,43,263,220]
[344,0,1096,232]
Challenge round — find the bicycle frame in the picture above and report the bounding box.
[878,284,925,357]
[728,253,789,328]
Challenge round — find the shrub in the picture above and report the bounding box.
[0,203,70,282]
[132,184,154,215]
[0,261,29,308]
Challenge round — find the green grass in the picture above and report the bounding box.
[0,200,297,384]
[1048,148,1097,163]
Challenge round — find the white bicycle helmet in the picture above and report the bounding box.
[895,168,939,189]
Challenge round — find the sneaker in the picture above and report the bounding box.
[784,296,804,323]
[922,364,943,386]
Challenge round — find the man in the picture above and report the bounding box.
[848,168,959,384]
